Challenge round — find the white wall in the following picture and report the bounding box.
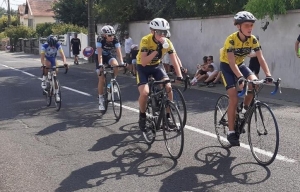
[127,10,300,89]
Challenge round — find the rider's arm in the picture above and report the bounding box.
[227,52,243,78]
[96,41,103,64]
[40,53,45,65]
[169,53,183,78]
[139,37,158,66]
[59,49,67,64]
[256,50,271,76]
[114,41,124,64]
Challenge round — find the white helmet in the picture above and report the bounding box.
[101,25,116,35]
[166,31,171,38]
[234,11,257,25]
[149,18,170,30]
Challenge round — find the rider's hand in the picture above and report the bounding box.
[265,76,274,84]
[156,43,163,58]
[99,63,104,67]
[175,76,183,84]
[237,76,245,90]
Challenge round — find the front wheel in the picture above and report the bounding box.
[111,80,122,121]
[247,102,279,166]
[214,94,231,148]
[54,78,62,111]
[172,87,187,128]
[163,101,184,160]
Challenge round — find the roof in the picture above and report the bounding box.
[25,0,55,17]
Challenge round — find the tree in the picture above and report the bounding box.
[4,25,36,40]
[0,15,19,32]
[244,0,300,20]
[52,0,88,27]
[0,7,6,17]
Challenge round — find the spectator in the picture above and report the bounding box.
[201,55,219,86]
[70,33,81,65]
[130,44,139,77]
[124,31,134,76]
[190,56,209,85]
[295,33,300,58]
[248,35,261,78]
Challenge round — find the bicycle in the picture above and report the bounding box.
[42,65,68,111]
[143,78,188,160]
[98,64,127,121]
[214,78,281,166]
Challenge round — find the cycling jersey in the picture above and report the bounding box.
[136,34,175,65]
[95,37,120,55]
[41,42,63,67]
[220,32,260,65]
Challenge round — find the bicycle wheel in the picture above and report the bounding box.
[111,80,122,121]
[54,79,62,111]
[45,86,52,107]
[163,101,184,160]
[247,102,279,166]
[214,94,231,148]
[172,87,187,128]
[102,75,109,114]
[143,100,156,145]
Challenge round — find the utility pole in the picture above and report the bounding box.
[88,0,95,63]
[7,0,11,26]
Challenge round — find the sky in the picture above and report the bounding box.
[1,0,26,10]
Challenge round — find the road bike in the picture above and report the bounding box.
[214,78,281,165]
[42,65,68,111]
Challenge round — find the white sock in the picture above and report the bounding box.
[42,75,47,81]
[228,130,235,135]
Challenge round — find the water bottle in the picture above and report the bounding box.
[238,103,247,119]
[162,38,169,49]
[47,72,51,80]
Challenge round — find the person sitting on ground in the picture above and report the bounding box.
[199,55,220,86]
[190,56,209,85]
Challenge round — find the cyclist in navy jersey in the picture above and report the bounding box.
[95,25,125,111]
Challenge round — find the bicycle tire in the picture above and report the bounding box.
[111,80,122,121]
[142,99,156,144]
[45,87,52,107]
[54,79,62,111]
[163,101,184,160]
[247,102,279,166]
[172,87,187,128]
[214,94,231,148]
[101,75,109,114]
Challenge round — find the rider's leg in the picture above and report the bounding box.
[240,65,256,109]
[109,58,119,78]
[96,56,106,110]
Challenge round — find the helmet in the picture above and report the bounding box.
[234,11,257,25]
[149,18,170,30]
[101,25,116,35]
[47,35,57,46]
[166,31,171,38]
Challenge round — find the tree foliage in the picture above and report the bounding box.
[244,0,300,20]
[4,25,36,40]
[0,15,19,32]
[52,0,88,27]
[36,23,88,37]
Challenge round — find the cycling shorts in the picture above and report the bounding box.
[136,64,168,86]
[220,62,254,90]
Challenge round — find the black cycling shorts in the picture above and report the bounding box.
[136,64,168,86]
[220,62,254,90]
[95,54,116,69]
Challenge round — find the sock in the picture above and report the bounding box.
[228,130,235,135]
[42,75,47,81]
[166,113,170,118]
[140,112,146,118]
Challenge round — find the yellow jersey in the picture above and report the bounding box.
[136,33,175,65]
[220,31,260,65]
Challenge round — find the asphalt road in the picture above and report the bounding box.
[0,52,300,192]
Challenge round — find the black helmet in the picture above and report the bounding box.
[47,35,57,46]
[234,11,257,25]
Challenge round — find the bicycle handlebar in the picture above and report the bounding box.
[42,64,68,74]
[238,78,282,97]
[170,75,191,92]
[98,64,127,76]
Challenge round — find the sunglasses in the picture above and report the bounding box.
[155,30,168,36]
[107,35,114,37]
[207,59,211,61]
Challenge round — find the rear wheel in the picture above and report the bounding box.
[111,80,122,121]
[214,94,231,148]
[163,101,184,160]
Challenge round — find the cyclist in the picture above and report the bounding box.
[41,35,68,102]
[136,18,183,132]
[95,25,125,111]
[220,11,273,146]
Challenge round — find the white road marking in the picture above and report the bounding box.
[1,64,296,163]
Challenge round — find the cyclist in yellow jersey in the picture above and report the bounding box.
[220,11,273,146]
[136,18,183,132]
